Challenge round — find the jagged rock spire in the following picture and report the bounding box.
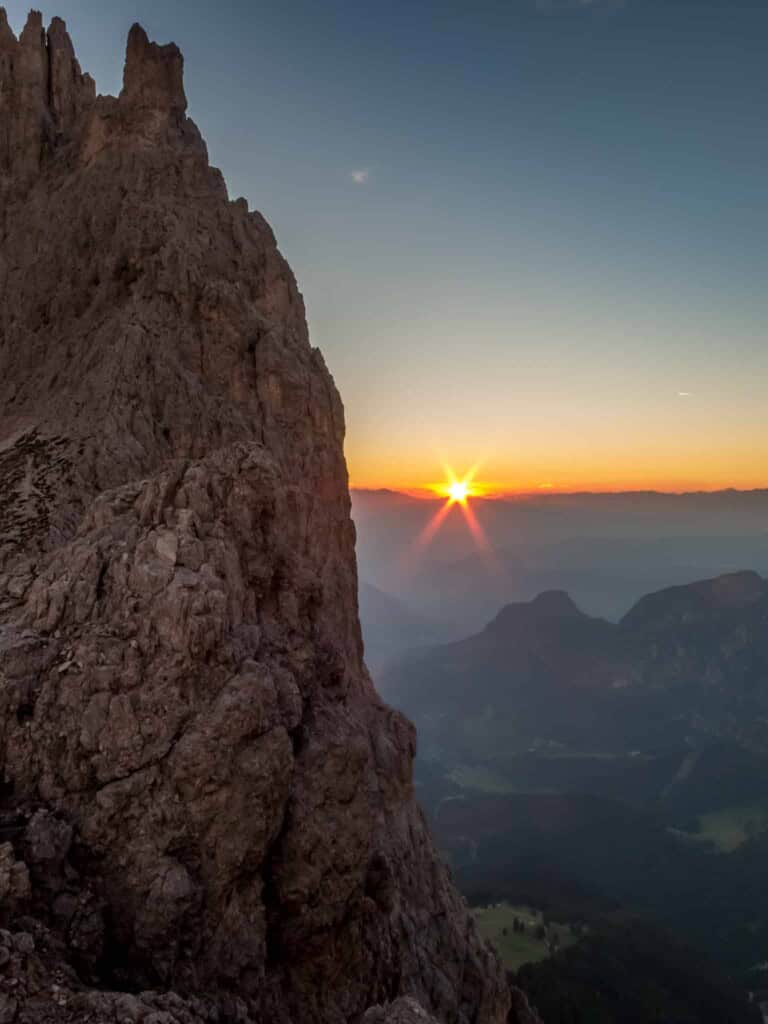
[0,10,188,186]
[0,9,49,179]
[47,14,94,131]
[122,22,187,113]
[0,7,16,45]
[0,8,94,182]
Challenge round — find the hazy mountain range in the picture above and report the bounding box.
[357,582,455,673]
[354,487,768,669]
[380,569,768,768]
[374,568,768,1001]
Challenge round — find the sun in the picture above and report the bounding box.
[417,464,491,554]
[429,464,485,504]
[448,480,470,504]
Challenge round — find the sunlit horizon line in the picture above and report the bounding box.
[351,482,768,499]
[428,481,491,500]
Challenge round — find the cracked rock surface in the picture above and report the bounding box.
[0,11,513,1023]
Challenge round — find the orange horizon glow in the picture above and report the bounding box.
[344,442,768,497]
[354,482,768,498]
[349,468,768,498]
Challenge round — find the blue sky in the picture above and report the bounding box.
[6,0,768,489]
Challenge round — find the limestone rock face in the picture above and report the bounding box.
[363,998,443,1024]
[0,11,510,1024]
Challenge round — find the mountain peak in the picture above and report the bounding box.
[490,590,585,631]
[707,569,766,603]
[622,570,768,630]
[530,589,583,617]
[19,8,43,41]
[122,22,186,114]
[0,15,193,188]
[0,8,13,44]
[0,9,95,183]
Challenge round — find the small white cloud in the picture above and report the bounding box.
[350,169,370,185]
[677,391,693,397]
[536,0,625,11]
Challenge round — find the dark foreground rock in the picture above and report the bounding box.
[0,10,512,1023]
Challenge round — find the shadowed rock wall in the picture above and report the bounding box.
[0,11,512,1023]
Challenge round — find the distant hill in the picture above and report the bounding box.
[624,568,768,630]
[380,571,768,842]
[358,581,455,673]
[381,570,768,766]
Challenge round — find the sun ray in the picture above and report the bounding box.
[414,498,454,550]
[458,498,491,552]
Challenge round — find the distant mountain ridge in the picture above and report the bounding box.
[358,581,455,673]
[352,488,768,499]
[623,569,767,629]
[352,488,768,629]
[383,571,768,997]
[381,570,768,762]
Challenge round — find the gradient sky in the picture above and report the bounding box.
[7,0,768,492]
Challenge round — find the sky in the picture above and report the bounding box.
[6,0,768,493]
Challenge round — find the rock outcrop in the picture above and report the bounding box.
[0,10,511,1024]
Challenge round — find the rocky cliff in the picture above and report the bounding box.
[0,11,512,1023]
